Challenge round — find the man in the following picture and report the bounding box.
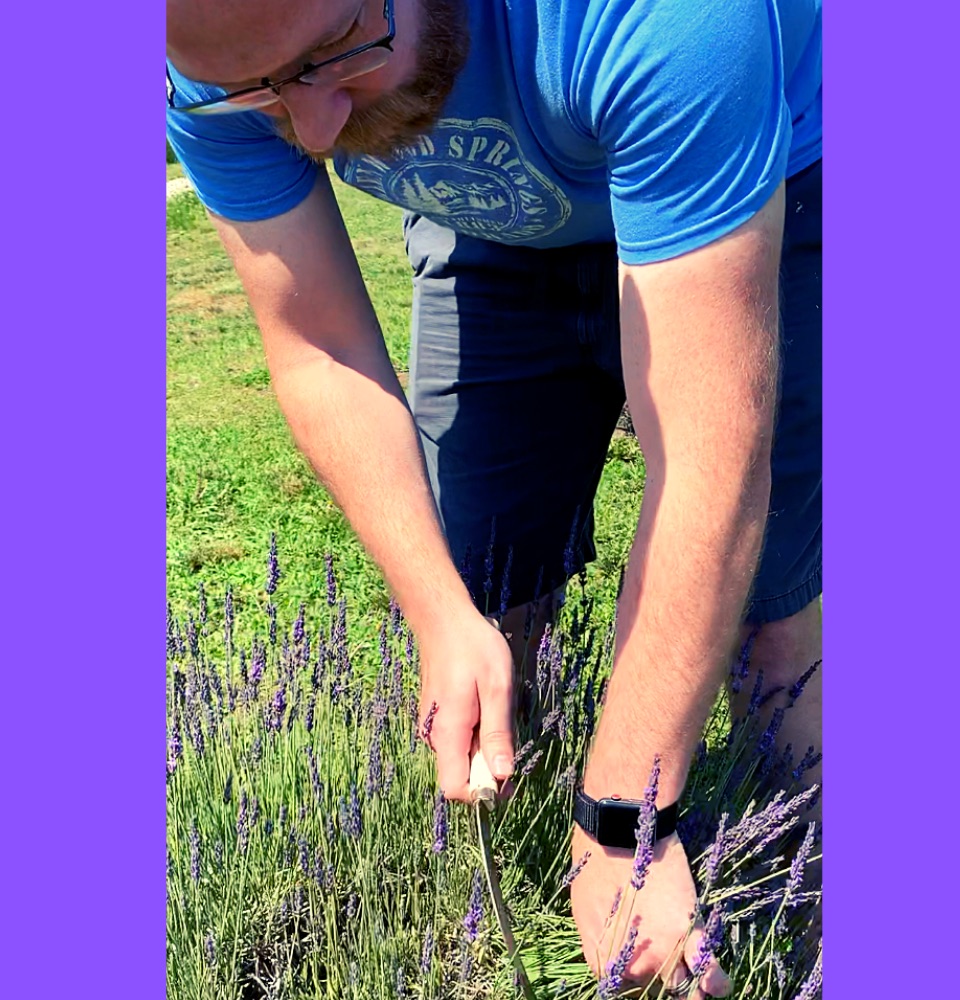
[166,0,822,994]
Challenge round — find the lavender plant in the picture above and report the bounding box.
[167,542,821,1000]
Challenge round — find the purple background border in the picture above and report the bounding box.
[1,1,952,997]
[0,1,168,995]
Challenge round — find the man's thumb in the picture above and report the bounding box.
[480,730,514,782]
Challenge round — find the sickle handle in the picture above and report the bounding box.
[469,750,498,810]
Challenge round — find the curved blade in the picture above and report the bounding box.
[470,752,538,1000]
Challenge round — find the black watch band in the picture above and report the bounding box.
[573,788,679,849]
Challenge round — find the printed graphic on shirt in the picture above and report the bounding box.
[336,118,572,241]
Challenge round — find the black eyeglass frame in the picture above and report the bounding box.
[167,0,395,114]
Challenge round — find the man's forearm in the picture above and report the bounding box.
[583,451,771,804]
[271,351,477,637]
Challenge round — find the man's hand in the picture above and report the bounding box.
[418,613,516,803]
[570,825,731,998]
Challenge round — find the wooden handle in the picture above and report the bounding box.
[469,750,498,810]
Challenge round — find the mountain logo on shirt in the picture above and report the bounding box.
[336,118,572,242]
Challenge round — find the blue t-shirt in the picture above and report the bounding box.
[166,0,821,265]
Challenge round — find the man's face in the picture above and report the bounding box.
[167,0,469,160]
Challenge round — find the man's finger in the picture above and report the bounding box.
[682,930,731,998]
[478,672,515,782]
[432,711,475,803]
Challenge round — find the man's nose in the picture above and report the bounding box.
[278,83,353,154]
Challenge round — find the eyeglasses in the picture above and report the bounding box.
[167,0,395,115]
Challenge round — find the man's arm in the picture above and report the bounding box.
[206,169,515,799]
[585,183,784,803]
[569,187,784,995]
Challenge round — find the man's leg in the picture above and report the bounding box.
[403,214,625,726]
[731,598,822,807]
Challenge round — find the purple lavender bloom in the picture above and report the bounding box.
[420,922,435,975]
[405,627,416,671]
[691,904,725,977]
[608,886,623,920]
[197,582,208,628]
[189,820,201,883]
[324,553,337,606]
[224,586,234,654]
[630,755,661,892]
[561,851,591,889]
[384,761,396,795]
[555,765,578,791]
[299,837,311,876]
[305,745,323,801]
[431,791,448,854]
[788,822,817,895]
[345,892,359,920]
[305,691,316,733]
[730,626,759,694]
[186,615,200,663]
[223,772,233,805]
[703,813,728,892]
[514,740,535,767]
[237,792,249,853]
[267,684,286,732]
[458,942,474,983]
[421,701,439,743]
[248,735,262,766]
[167,715,183,775]
[389,596,402,635]
[204,931,216,968]
[535,624,553,696]
[541,707,562,737]
[395,964,407,998]
[366,734,383,798]
[521,749,544,777]
[498,544,514,619]
[268,603,278,646]
[250,639,266,685]
[293,602,306,645]
[598,924,638,999]
[789,660,821,703]
[166,604,178,659]
[189,712,205,758]
[483,517,497,598]
[265,532,280,594]
[747,667,766,716]
[756,707,787,758]
[773,951,787,990]
[793,745,822,782]
[462,869,484,942]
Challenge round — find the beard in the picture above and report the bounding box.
[274,0,469,161]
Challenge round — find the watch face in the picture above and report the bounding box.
[596,798,643,850]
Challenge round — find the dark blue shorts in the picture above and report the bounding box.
[403,160,822,625]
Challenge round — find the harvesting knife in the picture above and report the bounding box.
[469,750,538,1000]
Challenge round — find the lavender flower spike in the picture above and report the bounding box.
[431,791,448,854]
[463,869,484,942]
[630,755,661,892]
[561,851,591,889]
[788,821,817,895]
[598,924,639,999]
[690,904,725,978]
[265,532,280,594]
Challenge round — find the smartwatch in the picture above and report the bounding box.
[573,788,679,849]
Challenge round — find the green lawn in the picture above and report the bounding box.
[166,171,644,660]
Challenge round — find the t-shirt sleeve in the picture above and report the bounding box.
[568,0,792,265]
[165,64,319,222]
